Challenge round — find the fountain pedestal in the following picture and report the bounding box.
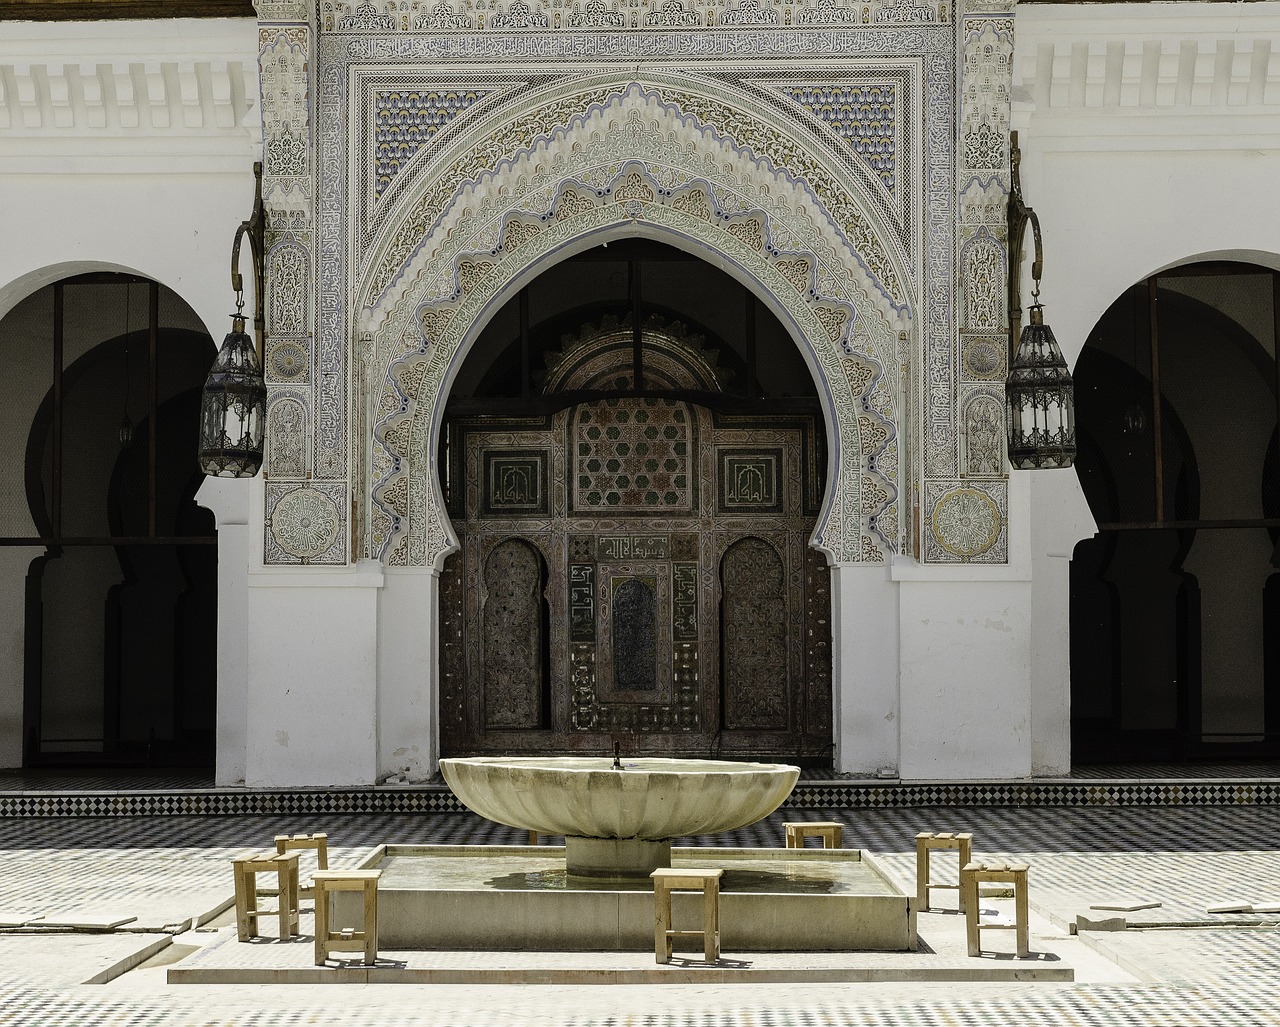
[565,836,671,877]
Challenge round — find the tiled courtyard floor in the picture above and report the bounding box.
[0,800,1278,1025]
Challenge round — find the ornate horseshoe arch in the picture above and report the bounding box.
[356,77,911,569]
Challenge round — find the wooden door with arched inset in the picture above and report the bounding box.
[437,242,833,764]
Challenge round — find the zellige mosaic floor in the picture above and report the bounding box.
[0,804,1277,1024]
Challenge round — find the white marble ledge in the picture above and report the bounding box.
[889,555,1032,583]
[248,558,385,589]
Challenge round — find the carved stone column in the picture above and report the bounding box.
[922,0,1014,563]
[255,1,347,565]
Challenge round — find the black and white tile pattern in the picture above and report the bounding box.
[2,767,1279,819]
[0,800,1276,1024]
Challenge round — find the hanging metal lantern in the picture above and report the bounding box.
[199,313,266,476]
[1006,304,1075,469]
[199,161,267,478]
[1005,131,1076,469]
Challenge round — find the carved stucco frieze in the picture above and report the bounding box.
[926,0,1014,562]
[305,22,964,569]
[259,6,350,564]
[317,0,951,32]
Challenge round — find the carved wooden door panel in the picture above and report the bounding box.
[438,330,831,763]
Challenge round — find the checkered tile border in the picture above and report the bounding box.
[786,780,1280,808]
[1,779,1277,818]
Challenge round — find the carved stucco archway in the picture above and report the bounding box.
[355,78,911,569]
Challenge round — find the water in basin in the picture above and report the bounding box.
[375,849,899,896]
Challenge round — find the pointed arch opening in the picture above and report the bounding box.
[436,240,834,762]
[358,79,907,572]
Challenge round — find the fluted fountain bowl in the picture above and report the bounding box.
[439,756,801,877]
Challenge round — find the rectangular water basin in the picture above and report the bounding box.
[345,845,915,952]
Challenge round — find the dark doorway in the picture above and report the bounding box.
[1,274,218,768]
[1071,262,1280,761]
[437,240,833,766]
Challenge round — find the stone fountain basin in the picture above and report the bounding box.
[341,844,917,952]
[439,756,800,840]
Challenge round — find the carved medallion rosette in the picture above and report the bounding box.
[266,484,347,564]
[924,482,1006,563]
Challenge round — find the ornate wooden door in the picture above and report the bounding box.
[438,324,831,762]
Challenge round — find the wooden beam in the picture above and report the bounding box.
[0,0,255,20]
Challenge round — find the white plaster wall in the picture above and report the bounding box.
[245,562,384,788]
[196,477,253,786]
[1029,471,1095,775]
[831,563,900,776]
[892,474,1034,779]
[376,567,438,782]
[1010,3,1280,390]
[897,578,1034,778]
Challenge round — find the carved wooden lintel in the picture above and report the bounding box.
[0,0,254,19]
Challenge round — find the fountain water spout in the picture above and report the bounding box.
[611,740,622,770]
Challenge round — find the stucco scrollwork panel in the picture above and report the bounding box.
[266,394,309,479]
[259,25,311,189]
[961,387,1005,477]
[360,78,911,341]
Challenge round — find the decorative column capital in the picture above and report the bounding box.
[253,0,316,23]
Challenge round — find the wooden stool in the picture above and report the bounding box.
[915,831,973,911]
[232,850,300,941]
[275,833,329,898]
[650,867,722,964]
[783,821,843,849]
[961,860,1030,958]
[313,869,382,966]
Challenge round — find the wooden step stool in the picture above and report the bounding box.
[232,850,300,941]
[783,821,843,849]
[650,867,722,964]
[314,869,382,966]
[961,860,1030,958]
[915,831,973,911]
[275,832,329,898]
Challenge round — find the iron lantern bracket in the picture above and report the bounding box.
[230,161,268,362]
[1007,130,1043,365]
